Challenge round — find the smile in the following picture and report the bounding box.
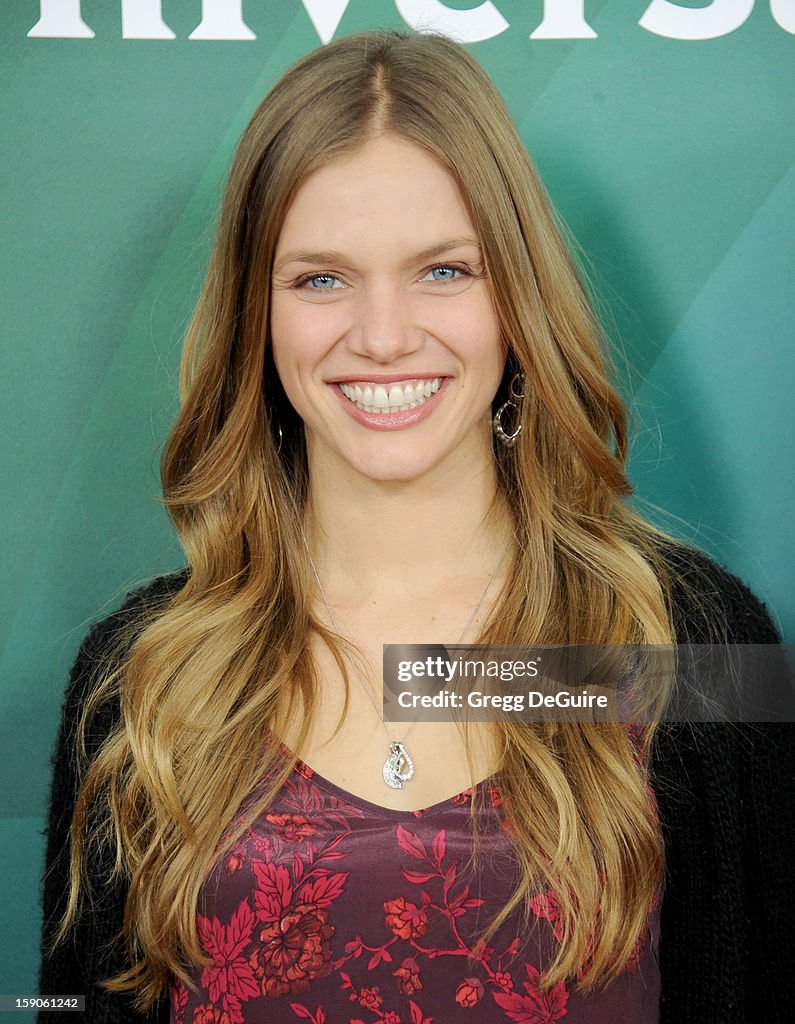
[338,378,442,414]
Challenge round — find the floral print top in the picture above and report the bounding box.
[170,741,660,1024]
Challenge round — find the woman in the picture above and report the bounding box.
[38,29,792,1024]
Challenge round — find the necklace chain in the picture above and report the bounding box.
[302,531,507,789]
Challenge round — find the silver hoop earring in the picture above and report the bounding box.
[493,373,524,448]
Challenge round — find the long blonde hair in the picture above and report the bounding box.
[52,29,679,1011]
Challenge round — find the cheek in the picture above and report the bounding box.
[269,302,315,387]
[269,309,311,422]
[454,306,504,385]
[270,298,342,378]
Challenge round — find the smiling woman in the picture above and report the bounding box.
[270,135,503,484]
[37,27,793,1024]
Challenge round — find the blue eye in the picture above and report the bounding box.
[426,264,468,283]
[298,273,339,290]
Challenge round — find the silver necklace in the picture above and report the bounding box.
[303,534,507,789]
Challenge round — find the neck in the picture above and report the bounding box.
[303,453,512,601]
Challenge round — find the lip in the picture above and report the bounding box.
[330,377,450,430]
[326,372,449,385]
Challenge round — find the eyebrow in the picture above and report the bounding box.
[273,236,482,272]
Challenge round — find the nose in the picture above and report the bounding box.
[346,282,422,364]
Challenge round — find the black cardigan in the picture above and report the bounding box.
[37,545,794,1023]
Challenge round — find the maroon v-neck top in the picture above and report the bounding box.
[170,742,660,1024]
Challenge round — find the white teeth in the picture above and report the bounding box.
[337,378,442,414]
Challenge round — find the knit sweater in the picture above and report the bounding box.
[37,544,794,1023]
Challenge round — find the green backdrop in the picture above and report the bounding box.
[2,0,793,1007]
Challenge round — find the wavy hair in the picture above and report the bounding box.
[51,29,681,1010]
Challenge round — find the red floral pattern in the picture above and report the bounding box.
[249,901,335,998]
[455,976,484,1007]
[171,746,660,1023]
[384,893,429,941]
[393,956,422,996]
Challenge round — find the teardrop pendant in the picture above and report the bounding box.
[382,741,415,789]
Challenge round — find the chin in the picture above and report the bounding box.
[346,448,440,485]
[355,463,435,485]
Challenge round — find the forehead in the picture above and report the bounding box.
[274,135,478,259]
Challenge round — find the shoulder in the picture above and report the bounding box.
[653,539,782,644]
[74,569,188,664]
[61,570,190,738]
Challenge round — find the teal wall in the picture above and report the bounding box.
[2,0,792,1005]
